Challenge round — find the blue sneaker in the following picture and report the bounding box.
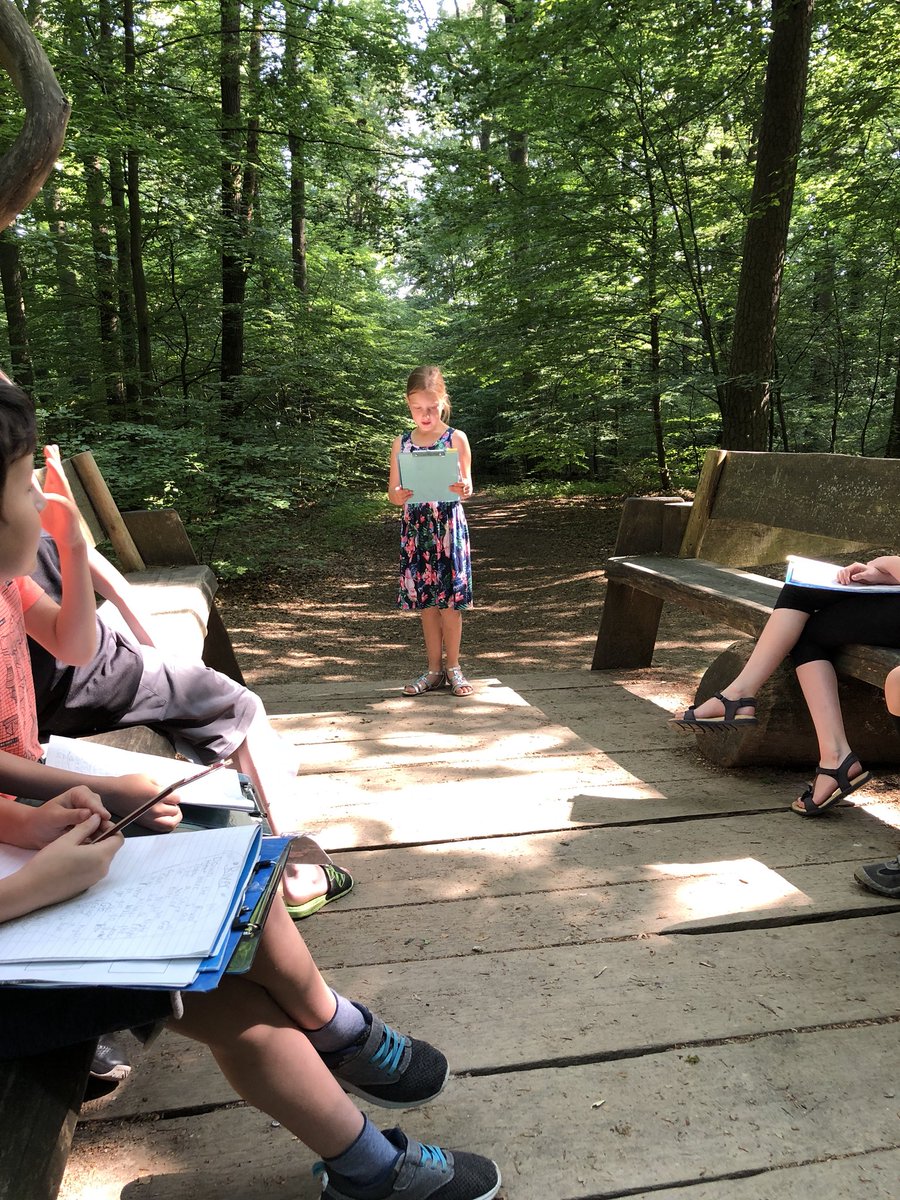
[316,1127,501,1200]
[322,1004,449,1109]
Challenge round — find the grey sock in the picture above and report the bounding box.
[325,1117,401,1189]
[302,990,367,1052]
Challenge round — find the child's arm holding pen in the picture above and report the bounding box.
[90,761,224,843]
[0,816,122,923]
[0,750,184,833]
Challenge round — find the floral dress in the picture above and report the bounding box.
[397,428,473,610]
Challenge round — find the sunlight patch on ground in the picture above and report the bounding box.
[853,798,900,832]
[649,857,805,922]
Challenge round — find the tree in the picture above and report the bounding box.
[721,0,815,449]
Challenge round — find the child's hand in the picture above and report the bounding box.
[38,445,87,551]
[105,774,184,832]
[42,444,76,503]
[836,561,895,586]
[448,480,473,499]
[390,485,414,505]
[21,815,122,908]
[20,786,112,849]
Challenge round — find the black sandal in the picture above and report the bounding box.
[669,691,758,731]
[791,752,870,816]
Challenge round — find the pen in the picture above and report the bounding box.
[89,761,226,843]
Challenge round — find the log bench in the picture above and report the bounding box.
[1,454,249,1199]
[592,448,900,768]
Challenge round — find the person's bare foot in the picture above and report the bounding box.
[282,863,328,907]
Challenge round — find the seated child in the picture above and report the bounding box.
[0,804,501,1200]
[0,380,501,1199]
[28,463,350,919]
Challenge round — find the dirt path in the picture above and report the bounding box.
[219,494,714,695]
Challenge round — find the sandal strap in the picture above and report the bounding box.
[712,692,757,721]
[814,752,860,793]
[405,670,445,694]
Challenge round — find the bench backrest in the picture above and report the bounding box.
[680,449,900,567]
[37,450,147,571]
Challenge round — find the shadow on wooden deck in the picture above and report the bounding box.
[61,670,900,1200]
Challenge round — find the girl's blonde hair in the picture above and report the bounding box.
[406,365,451,420]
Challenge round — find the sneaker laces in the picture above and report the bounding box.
[420,1144,449,1169]
[371,1023,406,1075]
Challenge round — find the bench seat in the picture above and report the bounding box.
[607,553,900,690]
[99,564,219,662]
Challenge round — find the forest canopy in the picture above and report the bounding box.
[0,0,898,568]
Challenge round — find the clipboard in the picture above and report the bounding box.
[398,448,460,503]
[185,834,293,991]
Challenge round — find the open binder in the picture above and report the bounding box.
[0,829,293,991]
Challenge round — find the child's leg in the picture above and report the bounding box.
[885,664,900,716]
[230,704,335,908]
[173,902,451,1148]
[688,608,810,719]
[440,609,473,696]
[175,975,364,1157]
[419,608,444,672]
[440,609,463,668]
[794,658,865,805]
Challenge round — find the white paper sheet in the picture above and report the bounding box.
[45,735,254,810]
[785,555,900,593]
[0,824,257,964]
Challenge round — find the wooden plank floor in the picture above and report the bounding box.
[60,670,900,1200]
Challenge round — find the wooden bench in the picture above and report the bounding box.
[592,448,900,768]
[1,455,248,1198]
[50,449,244,683]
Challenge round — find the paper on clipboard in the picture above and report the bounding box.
[785,555,900,593]
[398,448,459,503]
[44,735,254,811]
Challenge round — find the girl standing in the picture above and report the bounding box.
[388,366,474,697]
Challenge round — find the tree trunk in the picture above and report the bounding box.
[0,2,70,234]
[81,152,125,412]
[220,0,245,406]
[0,228,34,390]
[721,0,814,450]
[284,4,308,296]
[643,134,670,491]
[108,150,139,406]
[124,0,154,395]
[885,344,900,458]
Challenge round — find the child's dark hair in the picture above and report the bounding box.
[0,380,37,498]
[406,365,451,420]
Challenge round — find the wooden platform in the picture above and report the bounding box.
[60,670,900,1200]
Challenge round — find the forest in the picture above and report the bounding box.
[0,0,897,571]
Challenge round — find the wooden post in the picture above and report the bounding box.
[69,451,145,572]
[592,496,688,671]
[679,448,727,558]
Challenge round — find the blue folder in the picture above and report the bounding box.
[185,833,293,992]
